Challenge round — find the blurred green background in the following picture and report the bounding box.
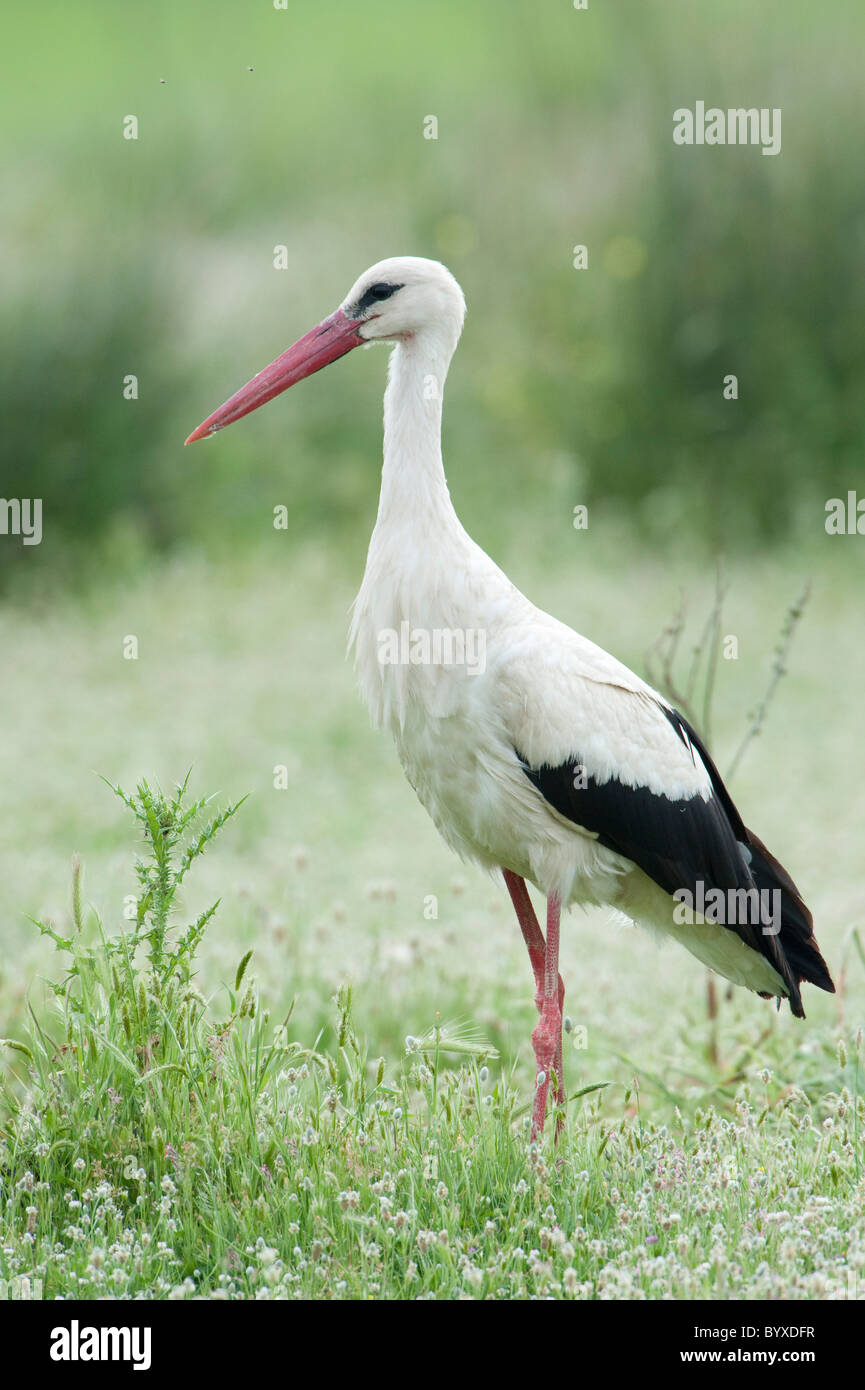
[2,0,864,589]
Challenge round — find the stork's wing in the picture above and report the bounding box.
[498,619,833,1014]
[518,701,753,905]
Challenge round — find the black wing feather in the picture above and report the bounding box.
[516,702,834,1016]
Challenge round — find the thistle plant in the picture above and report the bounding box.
[30,775,247,1057]
[1,776,301,1187]
[101,773,247,991]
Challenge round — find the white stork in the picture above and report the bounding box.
[186,256,834,1138]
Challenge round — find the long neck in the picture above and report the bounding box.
[375,331,460,533]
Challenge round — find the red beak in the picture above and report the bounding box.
[184,308,364,444]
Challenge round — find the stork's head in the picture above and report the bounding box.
[185,256,465,444]
[342,256,466,344]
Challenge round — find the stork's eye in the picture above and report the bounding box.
[352,281,404,316]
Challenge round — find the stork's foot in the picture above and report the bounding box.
[530,996,563,1141]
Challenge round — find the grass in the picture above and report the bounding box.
[2,772,863,1300]
[0,539,863,1299]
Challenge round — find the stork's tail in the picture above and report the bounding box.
[745,825,835,1017]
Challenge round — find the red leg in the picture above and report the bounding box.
[502,871,565,1139]
[552,968,566,1138]
[502,869,545,1009]
[530,894,563,1139]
